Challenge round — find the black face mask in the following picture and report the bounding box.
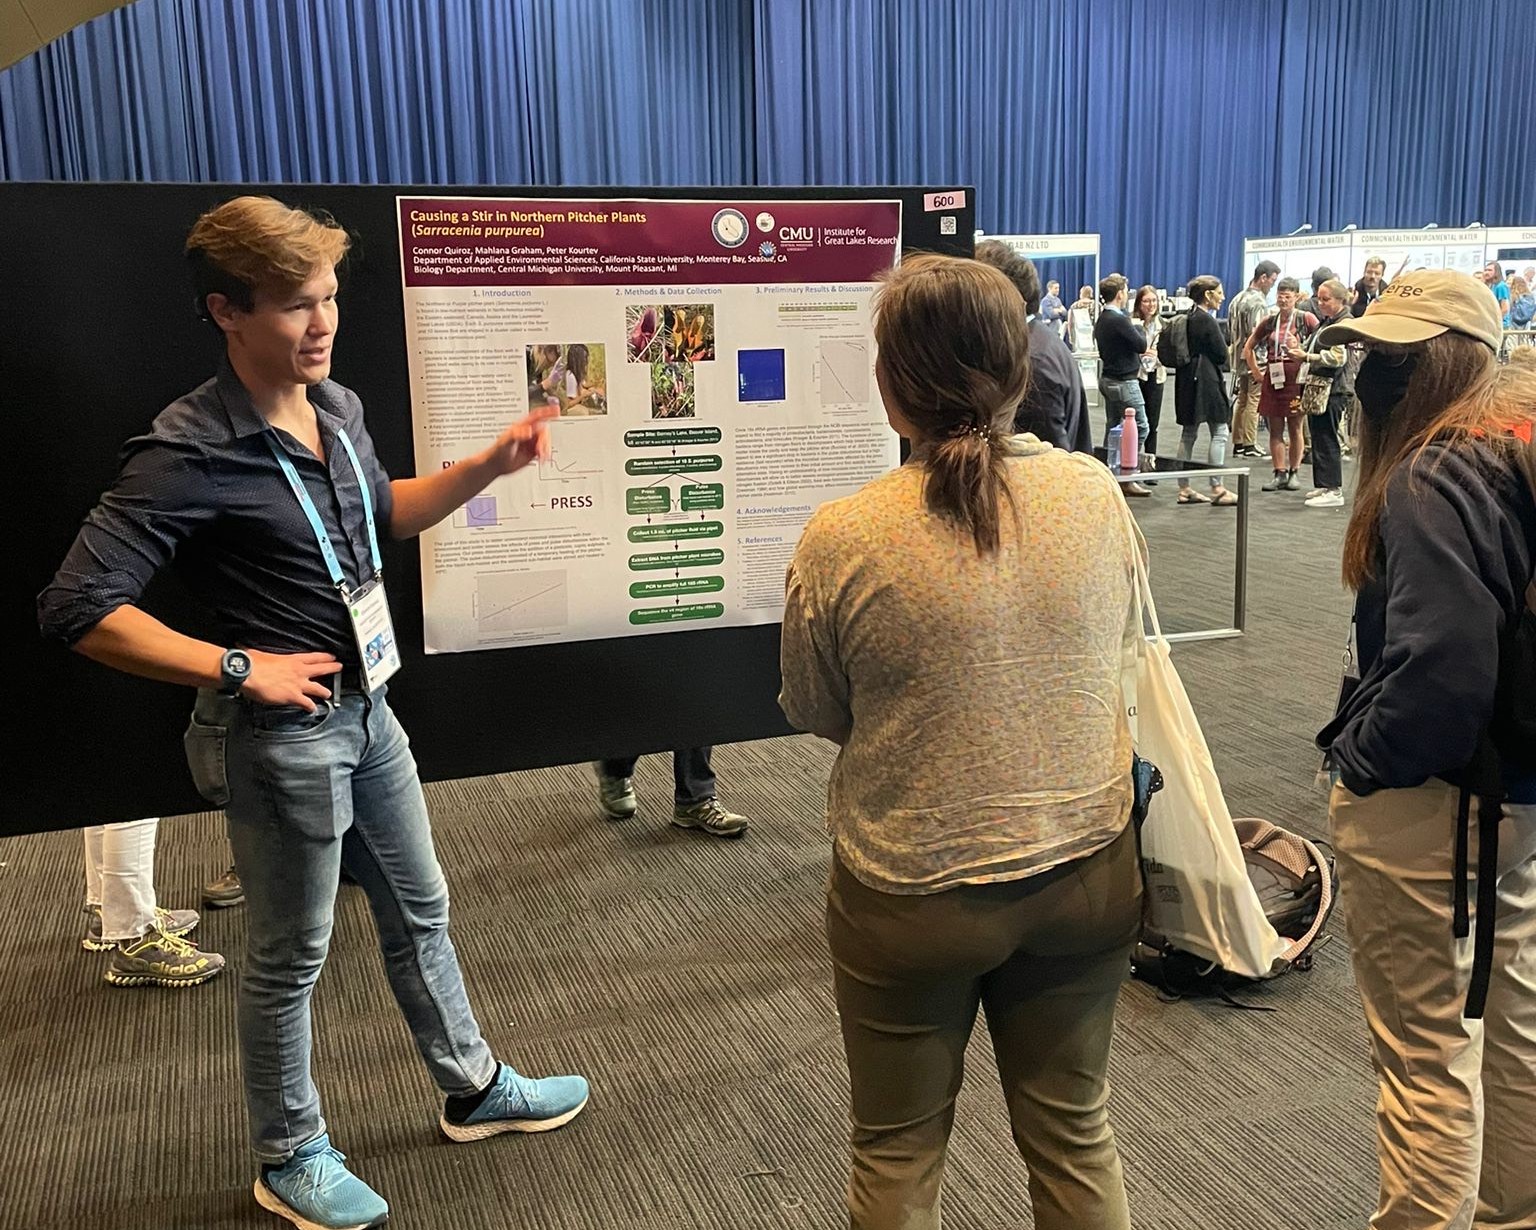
[1356,350,1419,420]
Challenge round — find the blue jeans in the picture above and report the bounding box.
[185,687,497,1164]
[1176,423,1231,491]
[600,746,716,805]
[1098,376,1148,455]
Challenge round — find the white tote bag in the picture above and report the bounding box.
[1119,508,1289,979]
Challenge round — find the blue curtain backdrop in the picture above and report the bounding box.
[2,0,1533,289]
[0,0,755,185]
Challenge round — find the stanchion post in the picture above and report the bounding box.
[1235,468,1250,632]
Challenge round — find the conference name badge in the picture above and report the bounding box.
[1268,360,1287,389]
[348,577,401,693]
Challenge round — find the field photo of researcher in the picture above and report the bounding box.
[527,342,608,416]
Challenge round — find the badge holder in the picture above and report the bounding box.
[346,576,400,693]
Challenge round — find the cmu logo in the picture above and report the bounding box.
[1381,283,1425,299]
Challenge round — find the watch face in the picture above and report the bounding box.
[227,650,252,677]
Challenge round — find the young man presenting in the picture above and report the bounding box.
[38,196,589,1230]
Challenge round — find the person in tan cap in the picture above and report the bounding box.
[1316,268,1536,1230]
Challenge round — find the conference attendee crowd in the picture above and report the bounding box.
[37,200,1536,1230]
[991,249,1533,516]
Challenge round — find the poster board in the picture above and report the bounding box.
[6,182,971,834]
[395,195,903,653]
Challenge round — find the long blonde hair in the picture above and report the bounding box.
[1344,333,1536,589]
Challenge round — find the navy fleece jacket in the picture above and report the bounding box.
[1319,442,1536,802]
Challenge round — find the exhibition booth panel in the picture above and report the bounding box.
[982,231,1102,411]
[1242,225,1536,303]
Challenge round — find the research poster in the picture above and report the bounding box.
[397,195,903,654]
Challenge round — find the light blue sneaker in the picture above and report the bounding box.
[439,1062,590,1143]
[254,1133,389,1230]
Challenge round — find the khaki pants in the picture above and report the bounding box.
[826,825,1140,1230]
[1331,781,1536,1230]
[1233,368,1261,447]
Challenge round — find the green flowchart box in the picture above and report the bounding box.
[626,488,671,514]
[625,454,723,475]
[629,576,725,598]
[624,427,722,448]
[629,602,726,625]
[629,548,726,571]
[680,483,724,511]
[627,521,724,543]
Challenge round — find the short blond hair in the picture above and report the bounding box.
[186,195,349,314]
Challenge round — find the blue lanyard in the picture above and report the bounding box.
[264,427,383,594]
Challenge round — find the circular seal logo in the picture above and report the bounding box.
[755,211,776,233]
[711,208,749,249]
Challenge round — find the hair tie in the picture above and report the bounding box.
[954,422,993,443]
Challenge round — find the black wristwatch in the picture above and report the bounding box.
[219,648,253,696]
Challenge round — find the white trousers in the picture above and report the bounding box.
[82,818,160,942]
[1332,780,1536,1230]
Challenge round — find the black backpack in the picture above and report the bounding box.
[1132,819,1337,1007]
[1157,312,1191,369]
[1490,441,1536,767]
[1457,439,1536,1018]
[1127,758,1337,1007]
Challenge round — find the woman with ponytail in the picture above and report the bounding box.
[1316,270,1536,1229]
[780,253,1142,1230]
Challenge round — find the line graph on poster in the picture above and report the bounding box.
[538,436,601,482]
[817,338,871,406]
[474,570,570,638]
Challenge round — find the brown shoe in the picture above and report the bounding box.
[1122,481,1153,498]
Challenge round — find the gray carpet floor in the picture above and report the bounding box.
[0,452,1377,1230]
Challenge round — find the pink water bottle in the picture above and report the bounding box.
[1120,405,1140,472]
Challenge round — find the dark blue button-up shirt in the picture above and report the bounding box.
[38,360,394,665]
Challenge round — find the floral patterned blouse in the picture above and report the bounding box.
[779,434,1140,894]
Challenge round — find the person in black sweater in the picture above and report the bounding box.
[1093,275,1150,495]
[1172,276,1238,505]
[974,241,1092,452]
[1316,270,1536,1229]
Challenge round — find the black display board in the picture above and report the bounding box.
[5,182,973,834]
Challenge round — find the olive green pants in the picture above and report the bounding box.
[826,824,1141,1230]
